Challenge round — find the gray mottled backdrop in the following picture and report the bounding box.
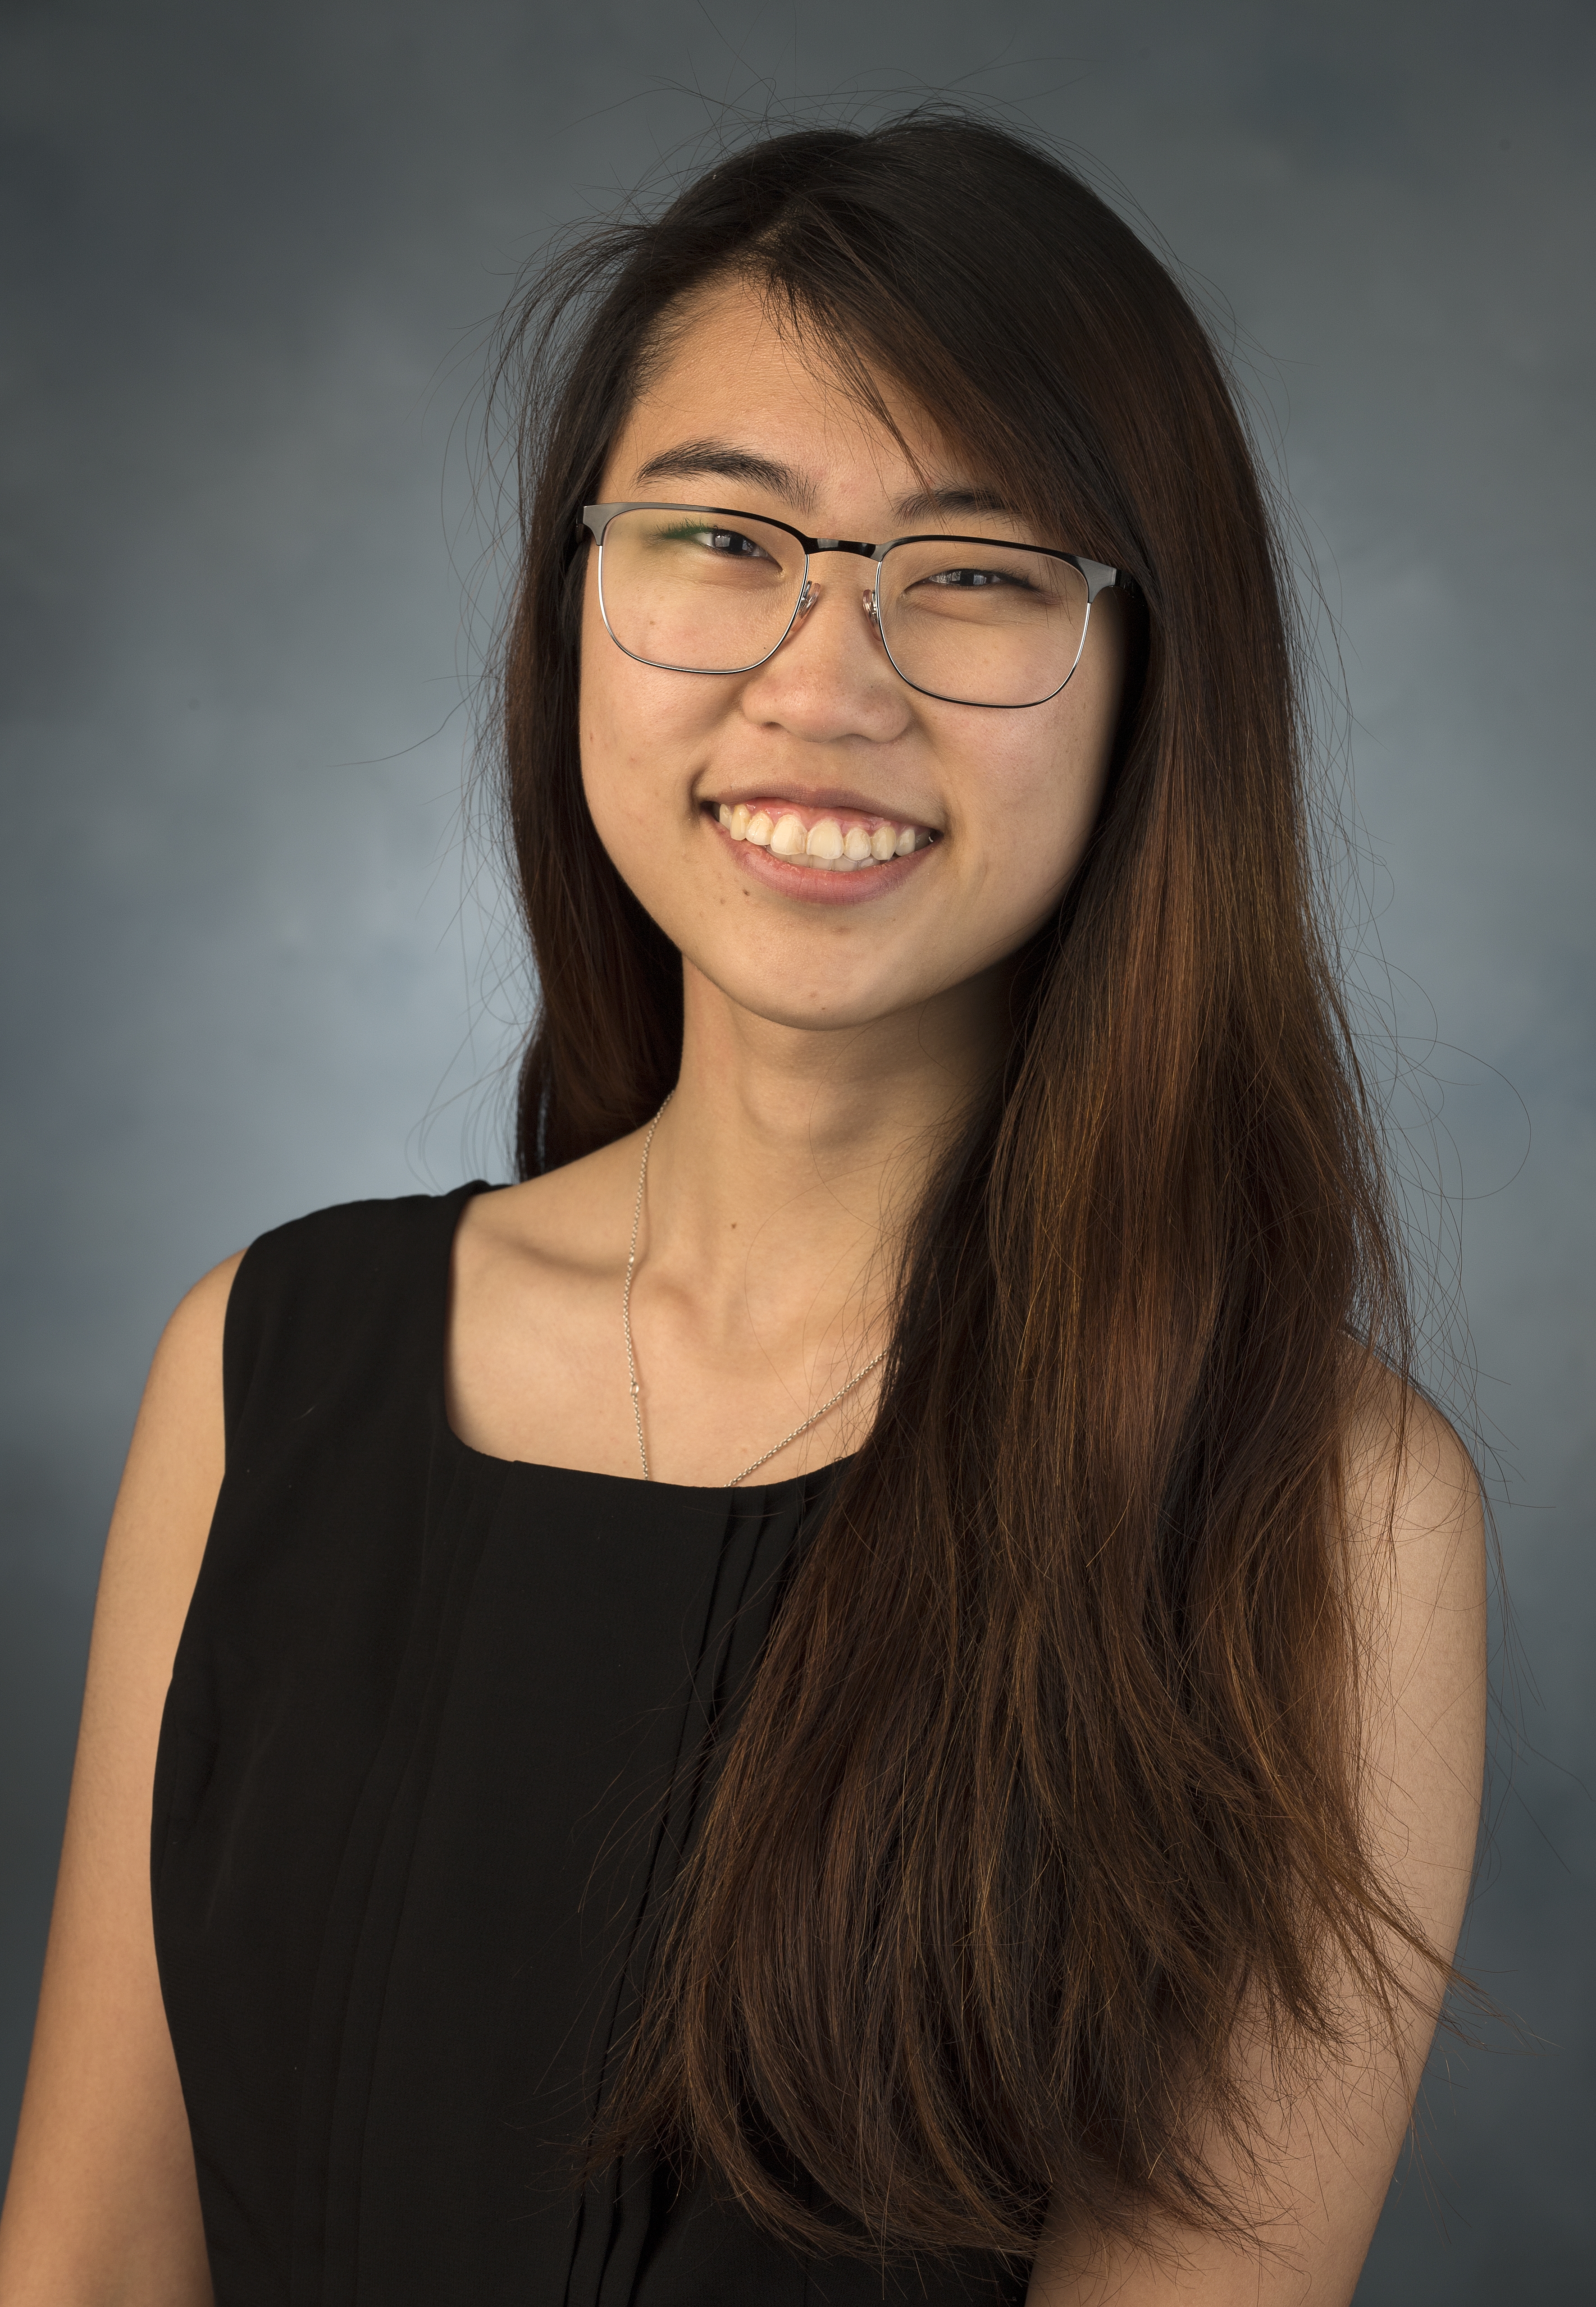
[2,1,1591,2294]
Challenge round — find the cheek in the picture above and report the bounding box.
[965,594,1127,902]
[579,571,721,831]
[578,592,721,944]
[579,593,674,859]
[578,622,636,845]
[958,710,1114,917]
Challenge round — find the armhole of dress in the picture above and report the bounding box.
[218,1233,266,1457]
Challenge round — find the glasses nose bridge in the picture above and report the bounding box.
[794,534,881,624]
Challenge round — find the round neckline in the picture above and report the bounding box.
[433,1180,857,1497]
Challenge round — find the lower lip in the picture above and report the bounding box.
[707,815,938,906]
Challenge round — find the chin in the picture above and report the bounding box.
[684,949,935,1036]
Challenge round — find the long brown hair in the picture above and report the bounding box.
[486,113,1431,2265]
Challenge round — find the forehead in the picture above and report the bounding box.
[605,276,955,503]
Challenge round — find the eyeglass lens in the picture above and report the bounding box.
[595,508,1090,708]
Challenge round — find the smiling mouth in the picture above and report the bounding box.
[707,799,938,874]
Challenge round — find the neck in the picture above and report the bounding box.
[640,956,1012,1354]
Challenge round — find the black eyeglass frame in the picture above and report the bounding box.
[582,502,1132,710]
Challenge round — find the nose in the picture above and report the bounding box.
[744,567,907,742]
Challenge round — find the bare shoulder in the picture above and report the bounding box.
[78,1247,247,1782]
[1343,1350,1483,1538]
[1339,1353,1487,1715]
[0,1254,244,2302]
[138,1252,244,1459]
[1335,1351,1488,2070]
[104,1252,245,1613]
[165,1246,245,1338]
[1026,1373,1489,2305]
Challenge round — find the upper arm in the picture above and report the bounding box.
[0,1254,244,2307]
[1027,1387,1488,2307]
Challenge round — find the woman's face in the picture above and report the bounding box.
[580,280,1127,1038]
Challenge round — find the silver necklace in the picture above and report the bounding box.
[623,1092,888,1488]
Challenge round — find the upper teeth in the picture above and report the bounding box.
[717,802,929,870]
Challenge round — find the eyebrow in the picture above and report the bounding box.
[630,441,816,516]
[627,442,1019,534]
[889,483,1019,525]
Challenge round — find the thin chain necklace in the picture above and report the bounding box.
[623,1092,888,1488]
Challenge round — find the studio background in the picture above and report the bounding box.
[2,2,1591,2298]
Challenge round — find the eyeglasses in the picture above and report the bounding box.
[582,503,1127,710]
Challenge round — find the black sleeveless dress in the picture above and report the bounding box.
[152,1190,1029,2307]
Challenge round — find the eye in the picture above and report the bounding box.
[664,523,778,564]
[922,565,1033,591]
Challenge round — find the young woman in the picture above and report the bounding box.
[0,115,1485,2306]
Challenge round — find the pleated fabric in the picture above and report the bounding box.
[152,1188,1027,2307]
